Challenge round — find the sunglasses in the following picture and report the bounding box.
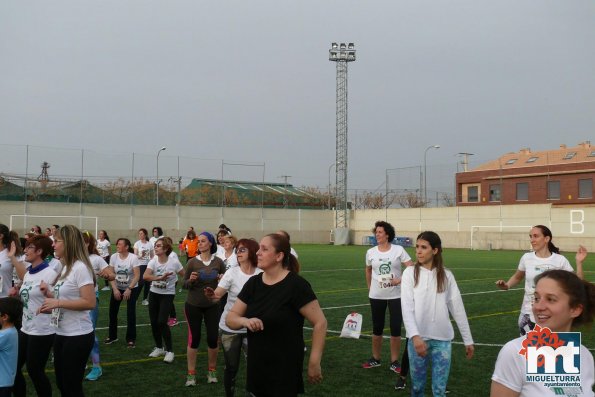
[237,247,248,253]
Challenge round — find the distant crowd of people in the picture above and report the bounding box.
[0,223,326,397]
[0,221,593,397]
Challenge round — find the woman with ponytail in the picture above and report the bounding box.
[491,270,595,396]
[495,225,587,335]
[226,233,327,397]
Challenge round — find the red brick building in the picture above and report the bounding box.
[456,142,595,206]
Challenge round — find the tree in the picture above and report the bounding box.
[394,192,425,208]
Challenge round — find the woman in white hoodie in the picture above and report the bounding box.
[401,231,474,397]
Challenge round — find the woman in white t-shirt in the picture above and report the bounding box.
[96,230,111,291]
[13,235,56,396]
[204,238,262,393]
[82,231,114,381]
[106,238,141,347]
[496,225,587,335]
[38,225,96,397]
[363,221,412,373]
[491,270,595,397]
[134,228,154,306]
[401,231,474,396]
[144,237,184,363]
[216,235,238,270]
[0,224,17,299]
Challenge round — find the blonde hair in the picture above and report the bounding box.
[54,225,96,285]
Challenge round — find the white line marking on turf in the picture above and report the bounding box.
[305,328,595,351]
[319,287,523,311]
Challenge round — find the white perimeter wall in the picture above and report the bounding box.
[2,201,594,251]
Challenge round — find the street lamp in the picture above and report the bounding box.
[423,145,440,205]
[156,146,166,205]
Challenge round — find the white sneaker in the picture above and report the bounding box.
[148,347,165,358]
[101,286,111,291]
[185,375,196,387]
[163,351,175,363]
[141,299,149,306]
[207,369,218,383]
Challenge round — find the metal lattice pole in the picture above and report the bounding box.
[329,43,355,229]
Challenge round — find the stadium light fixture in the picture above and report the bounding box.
[424,145,440,205]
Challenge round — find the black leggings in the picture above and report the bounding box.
[15,331,54,397]
[108,287,140,342]
[53,332,94,397]
[149,293,175,351]
[400,337,410,377]
[184,303,219,349]
[369,298,402,337]
[138,265,151,300]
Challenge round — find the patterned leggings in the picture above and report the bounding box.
[408,338,451,397]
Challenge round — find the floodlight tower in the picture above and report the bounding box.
[329,42,355,230]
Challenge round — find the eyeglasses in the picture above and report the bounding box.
[24,245,37,250]
[154,244,163,248]
[54,239,64,243]
[237,247,248,253]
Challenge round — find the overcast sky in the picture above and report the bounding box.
[1,1,594,195]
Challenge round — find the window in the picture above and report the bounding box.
[516,183,528,201]
[526,157,538,163]
[467,186,478,202]
[588,151,595,157]
[505,159,517,165]
[547,181,560,200]
[489,184,501,202]
[563,152,577,160]
[578,179,593,199]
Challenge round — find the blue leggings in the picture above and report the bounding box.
[408,338,451,397]
[89,297,100,366]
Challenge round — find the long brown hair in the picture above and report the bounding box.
[535,270,595,329]
[414,231,446,293]
[266,233,300,273]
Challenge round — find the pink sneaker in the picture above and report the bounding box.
[167,317,178,327]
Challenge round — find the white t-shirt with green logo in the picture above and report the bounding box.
[518,252,573,322]
[20,266,57,336]
[366,244,412,300]
[109,253,140,289]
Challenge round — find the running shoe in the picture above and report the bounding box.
[103,337,118,345]
[394,376,406,390]
[141,299,149,306]
[362,357,381,368]
[127,341,136,348]
[101,286,111,291]
[168,317,178,327]
[389,360,401,374]
[185,375,196,387]
[163,351,175,363]
[207,369,218,383]
[148,347,165,358]
[85,367,103,381]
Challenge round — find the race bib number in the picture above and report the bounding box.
[152,280,166,289]
[50,308,61,327]
[378,274,394,289]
